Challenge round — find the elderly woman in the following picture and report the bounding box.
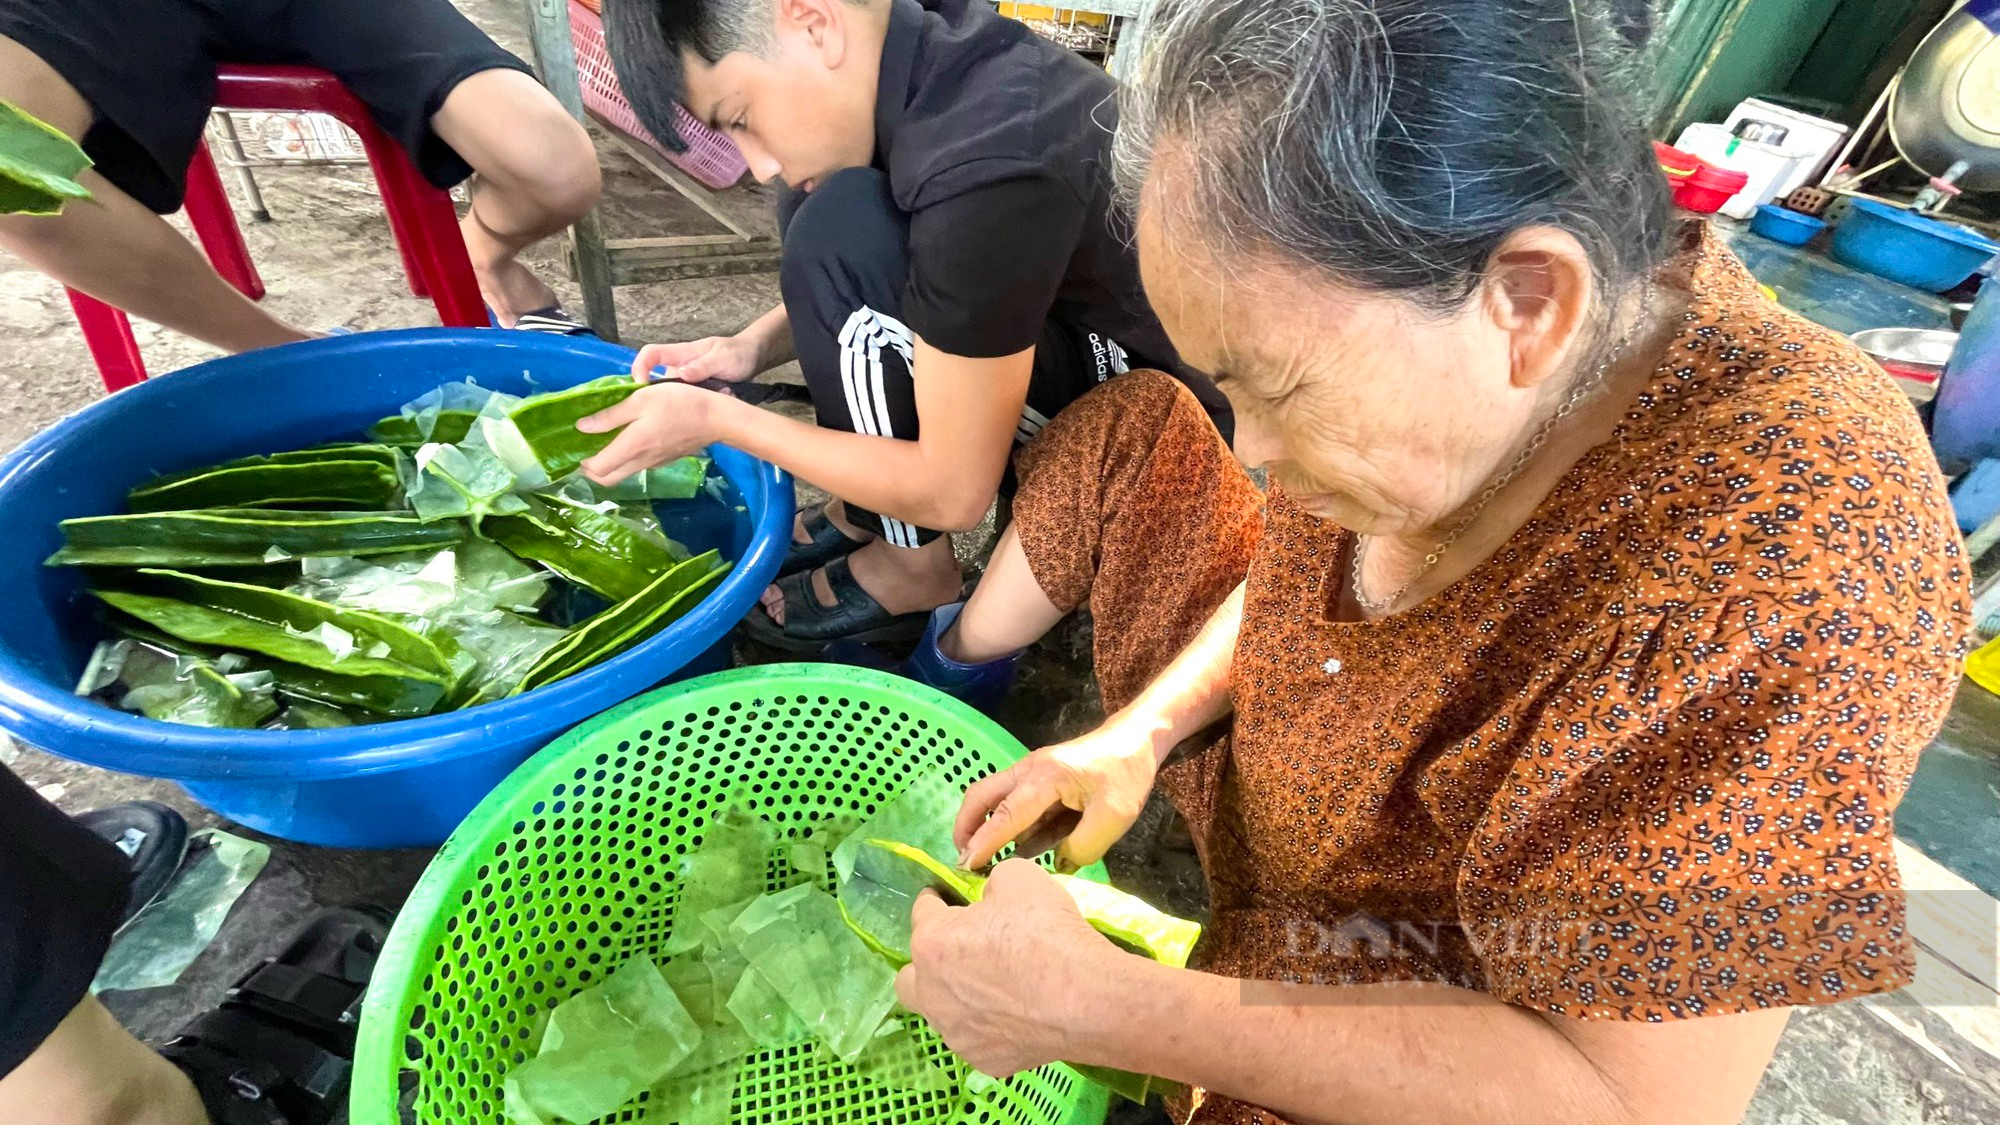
[890,1,1970,1122]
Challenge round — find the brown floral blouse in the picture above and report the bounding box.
[1155,224,1971,1033]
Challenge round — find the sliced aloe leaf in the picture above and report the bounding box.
[0,99,91,216]
[91,569,455,685]
[48,509,465,568]
[507,375,641,479]
[368,409,478,448]
[406,437,529,531]
[78,639,277,729]
[486,499,686,603]
[589,456,711,502]
[512,551,728,694]
[128,459,401,513]
[104,616,446,718]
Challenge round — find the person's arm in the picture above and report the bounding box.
[626,303,796,385]
[955,584,1245,868]
[898,862,1789,1125]
[581,337,1031,531]
[582,175,1089,528]
[1069,953,1788,1125]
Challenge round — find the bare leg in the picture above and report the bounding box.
[0,996,209,1125]
[939,524,1064,662]
[0,36,311,353]
[431,69,601,325]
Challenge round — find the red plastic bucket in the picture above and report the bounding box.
[1674,164,1749,214]
[1654,141,1702,191]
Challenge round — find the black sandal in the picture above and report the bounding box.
[779,505,873,579]
[742,555,929,653]
[163,905,392,1125]
[74,800,188,925]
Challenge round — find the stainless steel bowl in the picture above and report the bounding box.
[1852,326,1960,383]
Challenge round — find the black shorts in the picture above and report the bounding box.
[0,765,131,1079]
[0,0,535,214]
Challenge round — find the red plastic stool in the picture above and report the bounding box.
[68,64,487,392]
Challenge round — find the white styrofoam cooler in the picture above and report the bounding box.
[1720,98,1851,197]
[1673,123,1810,220]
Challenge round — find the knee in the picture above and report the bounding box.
[485,112,601,223]
[780,168,907,295]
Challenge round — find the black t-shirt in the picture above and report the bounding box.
[866,0,1201,394]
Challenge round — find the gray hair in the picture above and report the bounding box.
[1113,0,1671,311]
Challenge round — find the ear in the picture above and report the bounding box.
[774,0,852,65]
[1479,227,1596,391]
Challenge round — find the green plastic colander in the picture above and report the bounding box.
[353,664,1111,1125]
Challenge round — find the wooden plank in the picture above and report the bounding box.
[588,110,758,240]
[604,234,750,251]
[1895,839,2000,993]
[609,250,786,286]
[525,0,619,340]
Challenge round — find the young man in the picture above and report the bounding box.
[0,0,604,346]
[589,0,1230,651]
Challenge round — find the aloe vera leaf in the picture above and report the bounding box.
[127,460,401,513]
[367,409,478,448]
[0,99,91,216]
[512,551,729,694]
[1069,1064,1165,1105]
[48,509,466,568]
[79,640,277,729]
[102,617,446,718]
[133,444,403,494]
[666,806,774,955]
[91,569,455,684]
[1053,874,1203,968]
[269,696,362,729]
[506,375,641,478]
[727,884,899,1063]
[588,456,712,502]
[406,438,529,531]
[501,956,702,1125]
[485,499,685,603]
[845,1017,959,1095]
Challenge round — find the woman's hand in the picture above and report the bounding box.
[895,860,1122,1078]
[577,382,731,485]
[955,716,1164,870]
[628,334,762,385]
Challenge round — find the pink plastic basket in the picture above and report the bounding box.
[567,0,748,190]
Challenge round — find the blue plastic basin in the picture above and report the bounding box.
[0,330,794,848]
[1749,203,1826,246]
[1830,198,1999,292]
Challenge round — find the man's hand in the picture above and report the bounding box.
[577,381,730,485]
[895,860,1120,1078]
[629,334,762,385]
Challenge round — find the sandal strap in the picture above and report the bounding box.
[769,557,901,642]
[780,506,870,578]
[165,1009,350,1125]
[227,959,366,1040]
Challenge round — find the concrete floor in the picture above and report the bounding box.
[1,1,1996,1120]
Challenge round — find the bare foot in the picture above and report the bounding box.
[762,535,959,626]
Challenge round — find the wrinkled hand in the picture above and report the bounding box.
[577,381,727,486]
[628,334,760,385]
[955,718,1161,870]
[895,860,1116,1078]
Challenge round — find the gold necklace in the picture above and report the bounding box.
[1350,292,1652,615]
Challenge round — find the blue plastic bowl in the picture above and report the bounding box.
[1830,198,2000,292]
[1750,203,1826,246]
[0,330,794,847]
